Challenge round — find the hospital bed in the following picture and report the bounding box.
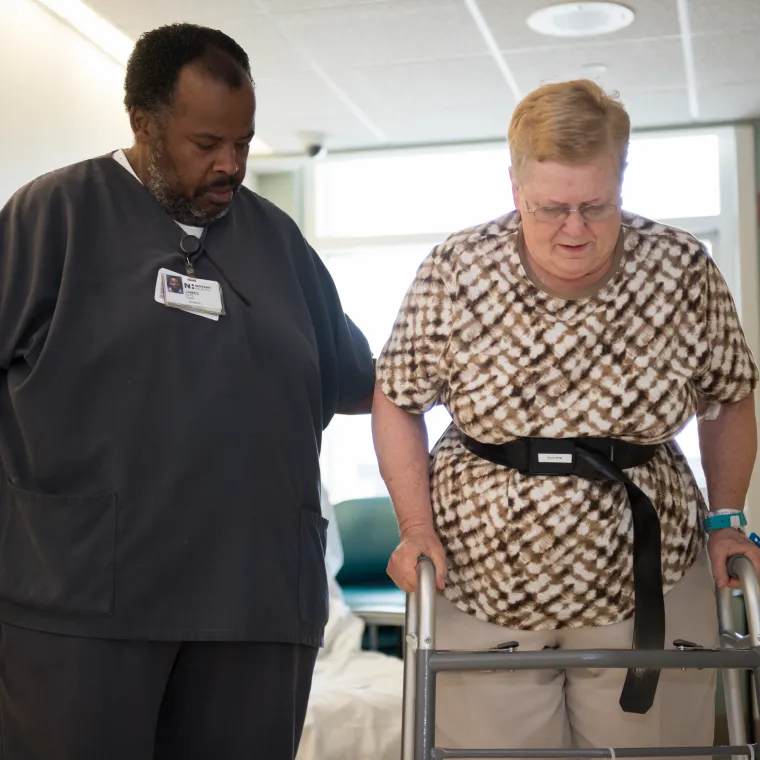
[297,578,405,760]
[296,491,406,760]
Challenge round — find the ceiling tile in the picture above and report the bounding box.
[622,87,692,129]
[692,30,760,86]
[698,82,760,122]
[504,38,686,95]
[86,0,178,38]
[257,0,388,10]
[253,70,381,147]
[268,0,488,66]
[373,103,514,145]
[688,0,760,34]
[218,17,311,77]
[88,3,309,76]
[254,70,344,120]
[478,0,681,52]
[87,0,261,37]
[333,56,517,116]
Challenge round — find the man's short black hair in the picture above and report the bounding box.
[124,23,253,116]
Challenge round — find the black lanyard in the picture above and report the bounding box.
[179,228,207,277]
[177,228,250,307]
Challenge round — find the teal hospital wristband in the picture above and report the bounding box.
[704,510,747,532]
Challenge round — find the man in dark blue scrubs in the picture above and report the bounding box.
[0,22,375,759]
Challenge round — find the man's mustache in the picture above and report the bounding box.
[196,178,241,196]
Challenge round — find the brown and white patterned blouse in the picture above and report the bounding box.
[376,210,759,631]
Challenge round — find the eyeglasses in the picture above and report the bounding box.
[524,201,619,224]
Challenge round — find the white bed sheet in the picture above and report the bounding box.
[297,580,404,760]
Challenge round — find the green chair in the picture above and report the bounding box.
[333,497,406,653]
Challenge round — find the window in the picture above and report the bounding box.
[622,134,721,219]
[314,146,513,240]
[320,242,450,504]
[314,133,722,242]
[313,130,742,503]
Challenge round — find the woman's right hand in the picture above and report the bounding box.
[387,525,447,593]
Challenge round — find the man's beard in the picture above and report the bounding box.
[145,136,240,227]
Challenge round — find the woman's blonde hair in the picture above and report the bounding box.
[508,79,630,184]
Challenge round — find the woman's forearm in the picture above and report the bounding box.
[371,382,435,534]
[698,393,757,510]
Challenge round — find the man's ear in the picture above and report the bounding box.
[129,107,158,145]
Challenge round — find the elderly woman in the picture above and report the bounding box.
[372,79,760,752]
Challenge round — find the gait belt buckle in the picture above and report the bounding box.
[527,439,577,476]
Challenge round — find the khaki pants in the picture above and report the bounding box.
[435,551,718,757]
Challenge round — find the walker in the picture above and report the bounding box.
[402,555,760,760]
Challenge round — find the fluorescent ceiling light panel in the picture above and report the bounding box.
[34,0,274,154]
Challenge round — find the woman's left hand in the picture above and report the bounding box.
[707,528,760,589]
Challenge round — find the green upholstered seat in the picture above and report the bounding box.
[333,496,405,653]
[334,497,400,589]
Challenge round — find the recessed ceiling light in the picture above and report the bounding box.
[527,2,635,38]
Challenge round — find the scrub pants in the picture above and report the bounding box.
[0,626,317,760]
[435,550,719,757]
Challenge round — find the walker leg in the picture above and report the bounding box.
[402,590,419,760]
[718,584,749,759]
[729,556,760,745]
[416,647,436,760]
[414,558,438,760]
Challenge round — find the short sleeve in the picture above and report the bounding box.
[307,246,376,421]
[0,182,65,371]
[376,247,453,413]
[693,255,759,404]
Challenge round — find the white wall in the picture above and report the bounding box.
[1,0,132,205]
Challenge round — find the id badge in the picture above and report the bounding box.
[154,269,223,320]
[163,271,224,315]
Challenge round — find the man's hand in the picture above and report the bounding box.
[387,525,447,593]
[707,528,760,589]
